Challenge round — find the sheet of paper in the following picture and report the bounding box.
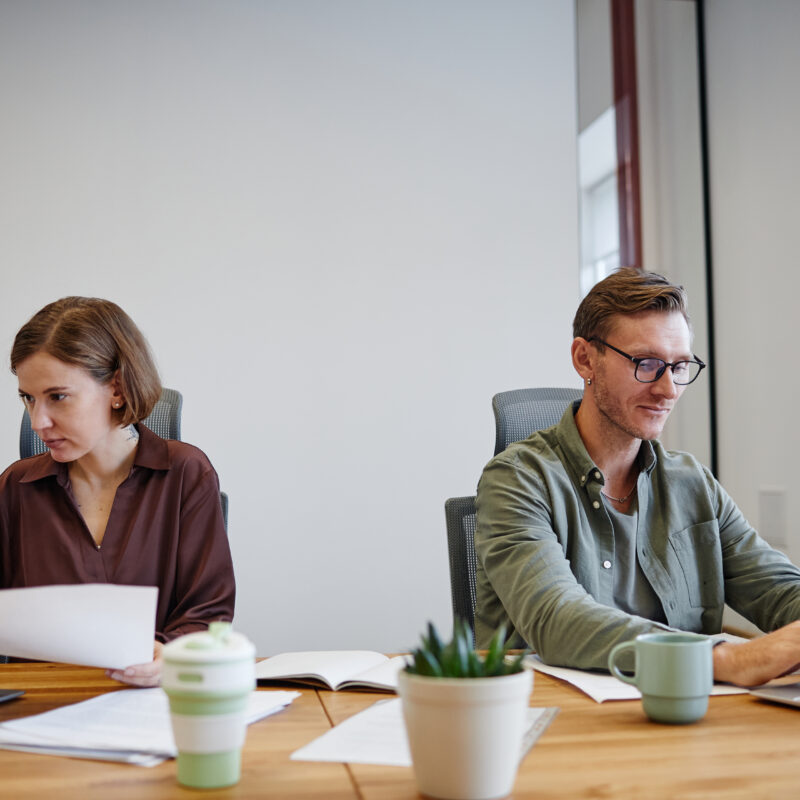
[0,584,157,669]
[0,688,299,765]
[526,655,748,703]
[291,698,557,767]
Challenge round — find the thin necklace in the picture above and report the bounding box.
[601,482,638,504]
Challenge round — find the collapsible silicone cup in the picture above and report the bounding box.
[162,622,256,788]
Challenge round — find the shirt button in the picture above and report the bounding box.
[603,560,612,569]
[580,476,586,484]
[594,470,601,479]
[593,500,600,509]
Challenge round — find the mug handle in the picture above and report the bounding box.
[607,641,637,685]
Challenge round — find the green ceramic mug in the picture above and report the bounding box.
[607,632,713,724]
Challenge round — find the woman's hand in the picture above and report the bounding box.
[106,641,163,687]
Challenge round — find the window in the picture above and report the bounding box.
[578,106,620,296]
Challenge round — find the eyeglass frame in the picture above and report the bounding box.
[588,338,706,385]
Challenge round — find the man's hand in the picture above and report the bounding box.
[714,621,800,686]
[106,641,163,687]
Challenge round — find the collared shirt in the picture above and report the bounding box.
[0,424,235,642]
[474,401,800,670]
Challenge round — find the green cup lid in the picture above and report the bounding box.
[163,623,255,663]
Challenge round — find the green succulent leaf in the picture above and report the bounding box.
[483,624,507,676]
[404,620,528,678]
[426,621,444,660]
[411,647,443,677]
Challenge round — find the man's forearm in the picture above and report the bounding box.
[713,621,800,686]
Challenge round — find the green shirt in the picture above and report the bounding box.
[475,402,800,669]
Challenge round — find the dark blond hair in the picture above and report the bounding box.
[10,297,162,426]
[573,268,690,343]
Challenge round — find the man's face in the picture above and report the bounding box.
[591,310,692,442]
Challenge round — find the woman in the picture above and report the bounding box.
[0,297,235,686]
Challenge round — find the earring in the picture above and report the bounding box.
[113,402,121,408]
[587,378,592,386]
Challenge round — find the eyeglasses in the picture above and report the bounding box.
[589,338,706,385]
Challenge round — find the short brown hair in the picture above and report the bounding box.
[10,297,162,426]
[573,268,691,342]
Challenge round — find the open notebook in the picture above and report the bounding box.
[256,651,408,692]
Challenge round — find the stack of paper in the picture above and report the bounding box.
[0,688,299,766]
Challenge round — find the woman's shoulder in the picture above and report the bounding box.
[164,438,215,469]
[135,424,217,479]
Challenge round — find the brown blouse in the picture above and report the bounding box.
[0,424,235,642]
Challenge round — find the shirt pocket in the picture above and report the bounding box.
[667,521,723,609]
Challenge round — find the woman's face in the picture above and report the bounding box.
[16,351,122,463]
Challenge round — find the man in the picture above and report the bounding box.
[475,268,800,686]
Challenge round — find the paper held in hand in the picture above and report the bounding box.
[0,584,157,669]
[256,651,409,692]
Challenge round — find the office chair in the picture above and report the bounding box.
[445,387,582,641]
[444,496,478,641]
[492,386,583,455]
[19,387,228,529]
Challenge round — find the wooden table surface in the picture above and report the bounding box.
[320,673,800,800]
[0,663,355,800]
[2,662,800,799]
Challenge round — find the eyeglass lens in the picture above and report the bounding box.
[635,358,702,385]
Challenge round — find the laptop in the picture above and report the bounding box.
[749,682,800,708]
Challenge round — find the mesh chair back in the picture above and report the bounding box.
[19,407,43,460]
[492,387,583,455]
[19,388,184,459]
[141,387,183,440]
[220,491,229,530]
[444,495,478,644]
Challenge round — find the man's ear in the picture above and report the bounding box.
[571,338,594,383]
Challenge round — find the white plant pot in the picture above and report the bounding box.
[397,669,534,800]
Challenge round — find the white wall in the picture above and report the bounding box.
[705,0,800,561]
[0,1,581,654]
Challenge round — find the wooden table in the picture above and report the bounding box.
[3,663,800,799]
[0,662,355,800]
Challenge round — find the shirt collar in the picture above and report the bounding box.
[556,400,657,487]
[133,422,171,470]
[17,422,171,484]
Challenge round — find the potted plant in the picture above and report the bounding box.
[397,620,533,800]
